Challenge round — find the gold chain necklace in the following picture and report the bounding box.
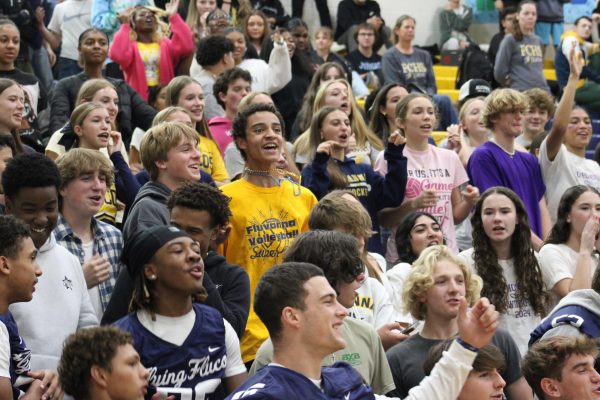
[243,167,302,196]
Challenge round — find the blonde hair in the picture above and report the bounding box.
[129,6,168,43]
[403,245,482,320]
[56,148,114,189]
[458,97,485,135]
[75,79,116,105]
[294,79,383,160]
[315,26,333,40]
[152,106,193,126]
[140,121,199,181]
[238,91,272,112]
[482,88,529,130]
[70,103,106,134]
[392,15,416,44]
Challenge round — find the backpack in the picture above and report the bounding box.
[455,44,494,89]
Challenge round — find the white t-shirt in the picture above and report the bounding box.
[82,240,103,320]
[539,139,600,222]
[48,0,92,61]
[350,276,395,329]
[460,248,542,356]
[0,321,10,379]
[137,309,246,377]
[539,243,598,304]
[385,262,413,323]
[130,128,146,151]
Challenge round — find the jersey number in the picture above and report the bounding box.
[156,378,221,400]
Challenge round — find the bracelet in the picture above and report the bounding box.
[455,337,479,353]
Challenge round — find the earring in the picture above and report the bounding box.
[149,275,156,280]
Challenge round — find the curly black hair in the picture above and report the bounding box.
[2,153,61,201]
[470,186,548,316]
[167,181,232,228]
[59,326,133,400]
[231,103,284,160]
[283,230,363,295]
[395,211,445,264]
[195,34,235,67]
[0,215,30,258]
[213,67,252,109]
[546,185,600,245]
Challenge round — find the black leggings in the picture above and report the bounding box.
[291,0,332,27]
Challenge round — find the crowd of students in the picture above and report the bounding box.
[0,0,600,399]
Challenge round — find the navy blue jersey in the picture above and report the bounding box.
[0,312,31,399]
[226,362,374,400]
[114,304,227,400]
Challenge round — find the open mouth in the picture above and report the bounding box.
[447,298,460,306]
[189,266,203,279]
[492,226,505,233]
[90,195,103,203]
[263,143,278,151]
[420,124,432,130]
[188,163,200,171]
[30,226,47,234]
[427,240,440,246]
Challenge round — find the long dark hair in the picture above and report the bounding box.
[368,83,408,143]
[513,0,535,41]
[470,186,548,316]
[546,185,600,245]
[395,211,445,264]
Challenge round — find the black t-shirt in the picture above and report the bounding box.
[346,49,383,82]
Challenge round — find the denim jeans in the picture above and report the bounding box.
[57,57,82,80]
[29,45,54,95]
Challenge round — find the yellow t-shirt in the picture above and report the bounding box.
[221,179,317,362]
[95,181,117,225]
[137,42,161,87]
[198,137,229,182]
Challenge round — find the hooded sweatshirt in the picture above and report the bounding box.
[529,289,600,346]
[8,235,97,370]
[122,181,171,243]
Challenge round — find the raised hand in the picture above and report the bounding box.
[580,214,600,254]
[388,130,407,147]
[457,296,499,349]
[569,41,584,80]
[165,0,180,17]
[108,131,122,155]
[446,124,462,154]
[412,189,439,209]
[317,140,343,156]
[461,184,480,205]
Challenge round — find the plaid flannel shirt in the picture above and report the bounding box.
[53,214,123,312]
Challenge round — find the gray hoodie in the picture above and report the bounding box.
[539,289,600,340]
[122,181,172,243]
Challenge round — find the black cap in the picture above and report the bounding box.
[458,79,491,103]
[122,225,190,277]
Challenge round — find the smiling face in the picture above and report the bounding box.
[103,344,150,400]
[6,186,59,249]
[297,276,348,355]
[0,84,24,133]
[282,31,296,58]
[481,193,517,249]
[79,30,109,66]
[549,353,600,400]
[458,369,506,400]
[323,82,350,115]
[0,24,19,68]
[60,171,108,218]
[147,236,205,297]
[5,236,41,303]
[409,215,444,257]
[226,31,246,65]
[75,108,111,150]
[176,83,205,123]
[236,111,283,166]
[564,108,592,152]
[157,137,201,184]
[399,96,436,143]
[567,190,600,242]
[247,15,265,42]
[320,109,351,148]
[423,259,466,321]
[461,99,487,137]
[523,107,548,136]
[91,87,119,124]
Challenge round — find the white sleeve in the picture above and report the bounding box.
[538,245,575,290]
[265,41,292,94]
[386,341,475,400]
[223,319,246,377]
[561,36,580,59]
[371,278,395,329]
[131,128,146,151]
[47,5,63,34]
[0,322,10,379]
[385,263,412,322]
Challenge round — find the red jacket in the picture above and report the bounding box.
[109,13,194,100]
